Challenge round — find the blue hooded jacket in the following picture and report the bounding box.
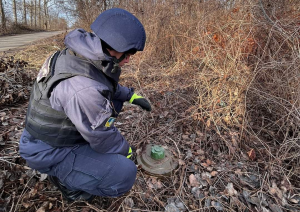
[19,29,134,171]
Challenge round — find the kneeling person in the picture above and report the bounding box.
[19,8,151,202]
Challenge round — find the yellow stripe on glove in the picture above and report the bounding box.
[127,147,133,159]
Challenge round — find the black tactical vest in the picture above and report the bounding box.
[25,49,116,147]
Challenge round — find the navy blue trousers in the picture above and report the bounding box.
[48,144,136,197]
[45,99,137,197]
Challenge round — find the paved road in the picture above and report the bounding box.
[0,31,66,52]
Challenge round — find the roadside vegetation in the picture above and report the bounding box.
[0,0,299,211]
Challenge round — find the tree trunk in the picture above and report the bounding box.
[34,0,37,27]
[103,0,107,10]
[43,0,50,30]
[46,2,50,29]
[13,0,18,25]
[38,0,41,28]
[30,0,33,27]
[0,0,6,31]
[23,0,27,25]
[44,0,47,29]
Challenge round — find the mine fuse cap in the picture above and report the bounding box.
[151,145,165,160]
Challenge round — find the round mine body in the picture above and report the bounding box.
[137,144,178,176]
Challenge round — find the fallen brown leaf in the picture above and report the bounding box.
[206,119,211,128]
[189,174,200,187]
[211,171,218,177]
[225,183,238,196]
[206,159,212,166]
[247,149,256,160]
[201,162,209,168]
[178,159,185,166]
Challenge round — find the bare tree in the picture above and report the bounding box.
[23,0,27,25]
[46,0,50,29]
[44,0,48,29]
[43,0,54,30]
[38,0,41,28]
[34,0,37,27]
[30,0,33,26]
[103,0,107,10]
[0,0,6,31]
[13,0,18,25]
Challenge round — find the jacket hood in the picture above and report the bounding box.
[64,28,121,82]
[64,28,107,61]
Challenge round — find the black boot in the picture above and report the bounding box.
[48,175,95,203]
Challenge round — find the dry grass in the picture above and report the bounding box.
[129,0,300,206]
[142,2,298,144]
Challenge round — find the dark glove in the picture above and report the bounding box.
[129,93,151,111]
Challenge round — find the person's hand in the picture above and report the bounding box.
[127,147,133,159]
[129,93,151,111]
[127,146,136,160]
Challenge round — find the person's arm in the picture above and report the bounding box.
[114,84,134,102]
[50,76,129,156]
[115,84,151,111]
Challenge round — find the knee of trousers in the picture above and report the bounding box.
[97,156,137,197]
[52,150,137,197]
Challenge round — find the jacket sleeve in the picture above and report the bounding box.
[113,84,134,102]
[49,76,130,156]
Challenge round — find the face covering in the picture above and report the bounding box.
[90,59,122,83]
